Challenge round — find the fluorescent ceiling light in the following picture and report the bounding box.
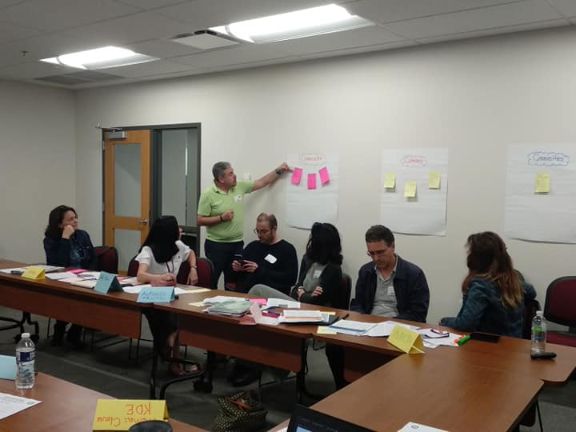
[40,46,157,70]
[210,4,372,44]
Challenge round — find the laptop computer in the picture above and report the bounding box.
[287,405,373,432]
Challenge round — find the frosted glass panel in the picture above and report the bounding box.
[115,229,141,272]
[115,143,141,217]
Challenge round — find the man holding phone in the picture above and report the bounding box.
[197,161,290,289]
[231,213,298,294]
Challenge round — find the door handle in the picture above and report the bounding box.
[138,219,149,225]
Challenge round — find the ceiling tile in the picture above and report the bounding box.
[547,0,576,18]
[0,20,40,43]
[157,0,334,29]
[103,59,193,77]
[0,60,69,79]
[384,0,563,40]
[3,0,140,32]
[52,11,194,50]
[346,0,525,24]
[417,18,570,44]
[295,39,418,60]
[172,43,294,68]
[274,25,405,56]
[116,0,193,10]
[127,39,203,58]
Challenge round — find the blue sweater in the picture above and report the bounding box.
[440,278,536,338]
[43,229,96,269]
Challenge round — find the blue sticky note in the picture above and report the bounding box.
[0,354,17,380]
[137,286,176,303]
[94,271,122,294]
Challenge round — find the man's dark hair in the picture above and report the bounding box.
[212,161,231,180]
[365,225,395,246]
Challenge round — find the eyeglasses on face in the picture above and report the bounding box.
[254,228,271,235]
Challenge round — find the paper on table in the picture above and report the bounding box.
[398,422,447,432]
[45,271,77,280]
[420,331,462,348]
[189,301,204,307]
[366,322,420,337]
[174,287,211,295]
[266,298,300,309]
[0,392,41,420]
[330,320,376,335]
[317,326,338,335]
[122,284,151,294]
[203,295,247,305]
[0,355,16,380]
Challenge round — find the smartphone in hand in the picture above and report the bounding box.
[233,253,244,266]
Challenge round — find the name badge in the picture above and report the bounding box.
[234,195,243,202]
[313,270,322,279]
[387,286,395,296]
[264,254,277,264]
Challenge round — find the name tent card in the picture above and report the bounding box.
[137,286,175,303]
[93,399,168,431]
[21,266,45,280]
[388,325,424,354]
[94,272,123,294]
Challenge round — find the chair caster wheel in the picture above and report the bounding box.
[193,380,213,393]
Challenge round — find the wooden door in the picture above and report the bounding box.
[103,129,151,272]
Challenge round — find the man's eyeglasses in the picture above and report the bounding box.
[367,249,389,257]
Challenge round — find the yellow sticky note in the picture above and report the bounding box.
[404,181,417,198]
[388,325,424,354]
[535,172,550,193]
[428,171,441,189]
[21,266,45,280]
[384,173,396,189]
[317,326,338,335]
[93,400,168,431]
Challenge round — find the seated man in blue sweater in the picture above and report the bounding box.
[351,224,430,322]
[231,213,298,294]
[328,225,431,390]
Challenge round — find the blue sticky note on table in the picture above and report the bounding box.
[137,286,175,303]
[0,354,17,380]
[94,271,122,294]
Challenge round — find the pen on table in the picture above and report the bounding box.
[457,335,471,346]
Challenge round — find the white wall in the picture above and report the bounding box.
[0,81,75,263]
[75,27,576,324]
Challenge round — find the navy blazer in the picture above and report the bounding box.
[350,255,430,323]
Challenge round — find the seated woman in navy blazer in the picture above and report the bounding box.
[43,205,95,348]
[440,231,536,338]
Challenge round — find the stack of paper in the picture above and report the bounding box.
[366,321,420,337]
[206,300,252,317]
[265,298,301,309]
[278,309,324,323]
[418,329,462,348]
[329,320,377,335]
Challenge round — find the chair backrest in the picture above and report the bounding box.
[333,273,352,310]
[127,256,139,277]
[196,257,214,289]
[94,246,119,274]
[544,276,576,327]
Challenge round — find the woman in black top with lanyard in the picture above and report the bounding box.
[43,205,96,348]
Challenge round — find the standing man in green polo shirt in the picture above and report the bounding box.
[198,161,290,288]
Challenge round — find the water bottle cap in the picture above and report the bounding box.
[21,332,30,338]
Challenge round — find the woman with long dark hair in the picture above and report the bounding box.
[440,231,536,337]
[249,222,343,306]
[44,205,95,348]
[135,215,198,375]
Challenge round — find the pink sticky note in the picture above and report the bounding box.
[249,298,267,305]
[319,167,330,185]
[291,167,303,185]
[307,173,317,190]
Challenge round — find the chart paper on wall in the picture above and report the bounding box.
[286,153,338,229]
[505,144,576,243]
[380,148,448,236]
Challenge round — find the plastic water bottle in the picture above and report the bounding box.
[15,333,35,389]
[531,311,547,355]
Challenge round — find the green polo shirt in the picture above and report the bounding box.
[197,181,254,242]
